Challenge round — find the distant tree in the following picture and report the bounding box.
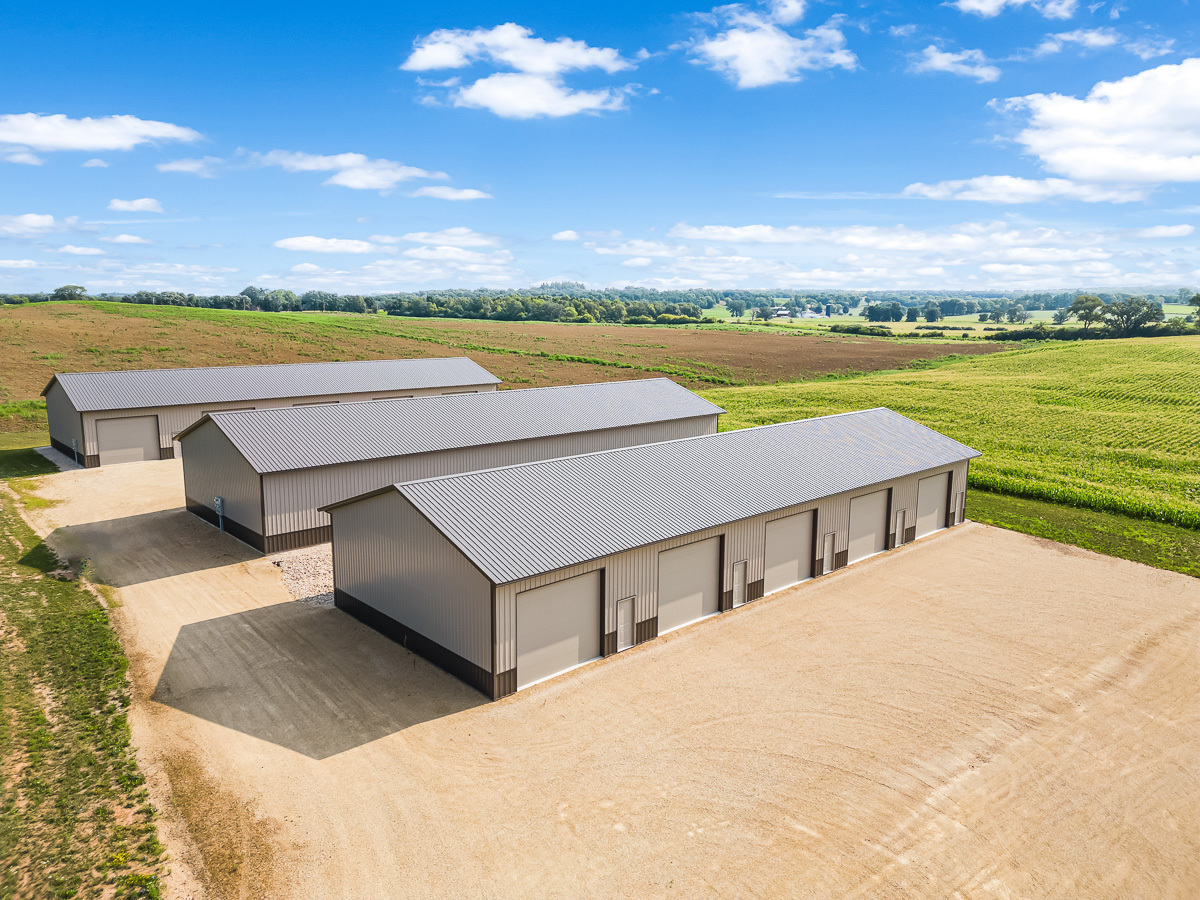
[1006,305,1031,324]
[51,284,88,302]
[1068,295,1105,332]
[1189,293,1200,312]
[922,303,941,322]
[905,306,920,322]
[1102,296,1164,336]
[343,295,367,314]
[754,305,774,321]
[726,298,747,318]
[1051,308,1071,325]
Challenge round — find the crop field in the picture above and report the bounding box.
[0,302,1001,419]
[705,336,1200,530]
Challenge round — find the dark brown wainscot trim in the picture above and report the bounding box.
[160,445,175,460]
[262,525,332,554]
[185,496,265,552]
[635,616,658,644]
[904,525,916,544]
[603,630,617,656]
[834,549,849,570]
[747,579,764,602]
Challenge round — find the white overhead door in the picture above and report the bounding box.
[848,490,889,564]
[516,571,602,690]
[916,472,951,538]
[764,511,814,595]
[657,537,720,634]
[96,416,160,466]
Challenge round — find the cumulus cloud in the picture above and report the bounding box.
[999,58,1200,183]
[82,158,108,168]
[902,175,1145,202]
[593,239,684,257]
[404,23,640,118]
[0,259,41,269]
[410,185,493,200]
[1032,28,1172,59]
[689,4,857,89]
[273,236,379,254]
[5,151,43,165]
[372,227,498,247]
[52,245,105,255]
[108,198,164,213]
[157,156,222,177]
[910,45,1001,82]
[253,150,446,193]
[621,257,655,267]
[0,213,77,236]
[1136,224,1194,238]
[951,0,1077,20]
[0,113,200,152]
[551,230,579,241]
[99,233,152,244]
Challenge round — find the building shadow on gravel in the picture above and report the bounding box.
[49,507,262,587]
[152,601,485,758]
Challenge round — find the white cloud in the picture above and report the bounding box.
[0,259,40,268]
[889,24,918,37]
[1033,27,1172,59]
[1136,224,1194,238]
[5,151,43,165]
[910,45,1001,83]
[410,185,493,200]
[951,0,1077,20]
[273,236,378,254]
[621,257,655,267]
[902,175,1145,202]
[405,23,640,119]
[53,245,105,255]
[157,156,221,177]
[403,22,633,76]
[1000,58,1200,183]
[374,227,499,247]
[254,150,445,193]
[593,239,683,257]
[82,158,108,168]
[551,230,579,241]
[108,198,163,213]
[402,245,514,266]
[0,213,76,236]
[690,9,857,89]
[99,233,152,244]
[289,263,328,274]
[0,113,200,152]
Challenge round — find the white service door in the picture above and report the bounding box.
[616,597,634,651]
[916,473,951,538]
[96,416,160,466]
[732,560,747,607]
[516,571,602,690]
[657,537,721,634]
[848,490,889,564]
[763,511,814,594]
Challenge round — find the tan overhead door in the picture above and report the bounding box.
[657,537,720,634]
[516,571,602,690]
[96,416,160,466]
[848,490,889,564]
[916,472,951,538]
[764,511,814,595]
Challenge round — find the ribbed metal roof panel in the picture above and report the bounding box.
[393,408,981,584]
[208,378,724,473]
[43,357,500,412]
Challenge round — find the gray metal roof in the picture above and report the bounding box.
[385,408,981,585]
[195,378,725,474]
[42,357,500,412]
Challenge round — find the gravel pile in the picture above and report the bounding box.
[269,544,334,606]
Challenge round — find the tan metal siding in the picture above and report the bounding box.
[78,382,495,459]
[180,419,263,532]
[262,415,717,538]
[44,380,83,457]
[330,492,492,669]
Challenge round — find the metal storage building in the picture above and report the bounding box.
[324,408,980,700]
[42,357,500,467]
[179,378,724,553]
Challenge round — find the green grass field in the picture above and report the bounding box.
[703,336,1200,530]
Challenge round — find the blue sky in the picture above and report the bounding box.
[1,0,1197,294]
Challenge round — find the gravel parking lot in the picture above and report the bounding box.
[25,459,1200,900]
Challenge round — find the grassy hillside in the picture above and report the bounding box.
[704,336,1200,530]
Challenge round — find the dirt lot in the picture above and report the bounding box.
[0,302,1005,405]
[25,460,1200,899]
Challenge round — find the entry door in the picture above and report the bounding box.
[732,561,748,607]
[96,415,160,466]
[848,490,889,563]
[657,537,721,634]
[616,597,634,651]
[516,571,602,690]
[764,511,814,594]
[822,533,836,574]
[916,473,951,538]
[894,508,907,546]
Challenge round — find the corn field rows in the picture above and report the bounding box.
[706,337,1200,530]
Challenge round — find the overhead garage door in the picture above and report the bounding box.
[657,537,720,634]
[764,511,814,595]
[916,472,950,538]
[516,570,602,690]
[96,416,160,466]
[848,490,889,564]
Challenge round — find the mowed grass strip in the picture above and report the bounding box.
[0,434,165,899]
[704,336,1200,529]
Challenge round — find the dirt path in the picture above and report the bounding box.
[26,461,1200,899]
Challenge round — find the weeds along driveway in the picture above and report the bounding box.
[26,460,1200,900]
